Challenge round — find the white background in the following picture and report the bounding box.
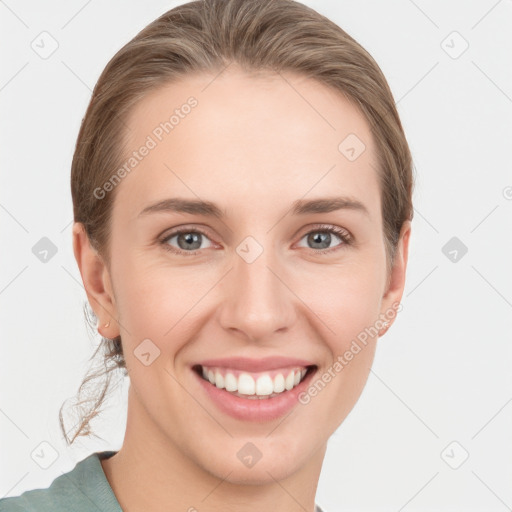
[1,1,511,510]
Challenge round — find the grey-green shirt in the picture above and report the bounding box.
[0,451,325,511]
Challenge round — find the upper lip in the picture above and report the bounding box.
[195,356,316,372]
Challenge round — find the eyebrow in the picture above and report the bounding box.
[137,196,370,219]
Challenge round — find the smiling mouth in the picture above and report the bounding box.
[192,364,317,399]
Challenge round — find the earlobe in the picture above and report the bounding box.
[72,222,118,337]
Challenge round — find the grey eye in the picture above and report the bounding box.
[164,231,213,251]
[297,229,345,251]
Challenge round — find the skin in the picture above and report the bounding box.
[73,64,411,512]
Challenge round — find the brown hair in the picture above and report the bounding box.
[60,0,415,445]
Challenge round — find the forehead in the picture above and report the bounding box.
[113,66,381,222]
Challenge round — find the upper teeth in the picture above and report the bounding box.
[201,365,308,396]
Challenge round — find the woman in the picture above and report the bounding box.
[0,0,413,510]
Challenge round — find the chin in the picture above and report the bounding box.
[188,433,317,485]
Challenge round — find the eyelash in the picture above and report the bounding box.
[159,224,353,257]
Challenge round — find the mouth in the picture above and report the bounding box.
[192,364,317,400]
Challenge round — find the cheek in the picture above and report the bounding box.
[112,256,210,353]
[294,258,385,348]
[112,264,203,410]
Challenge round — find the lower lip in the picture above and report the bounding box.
[193,367,316,422]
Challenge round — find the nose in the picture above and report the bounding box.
[217,245,297,342]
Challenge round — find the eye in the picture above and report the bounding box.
[159,224,353,257]
[296,224,352,254]
[160,228,214,255]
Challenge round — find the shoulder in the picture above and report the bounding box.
[0,451,120,512]
[0,488,54,511]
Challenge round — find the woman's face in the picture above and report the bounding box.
[77,65,410,483]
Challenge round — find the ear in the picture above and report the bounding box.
[72,222,118,338]
[379,220,411,335]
